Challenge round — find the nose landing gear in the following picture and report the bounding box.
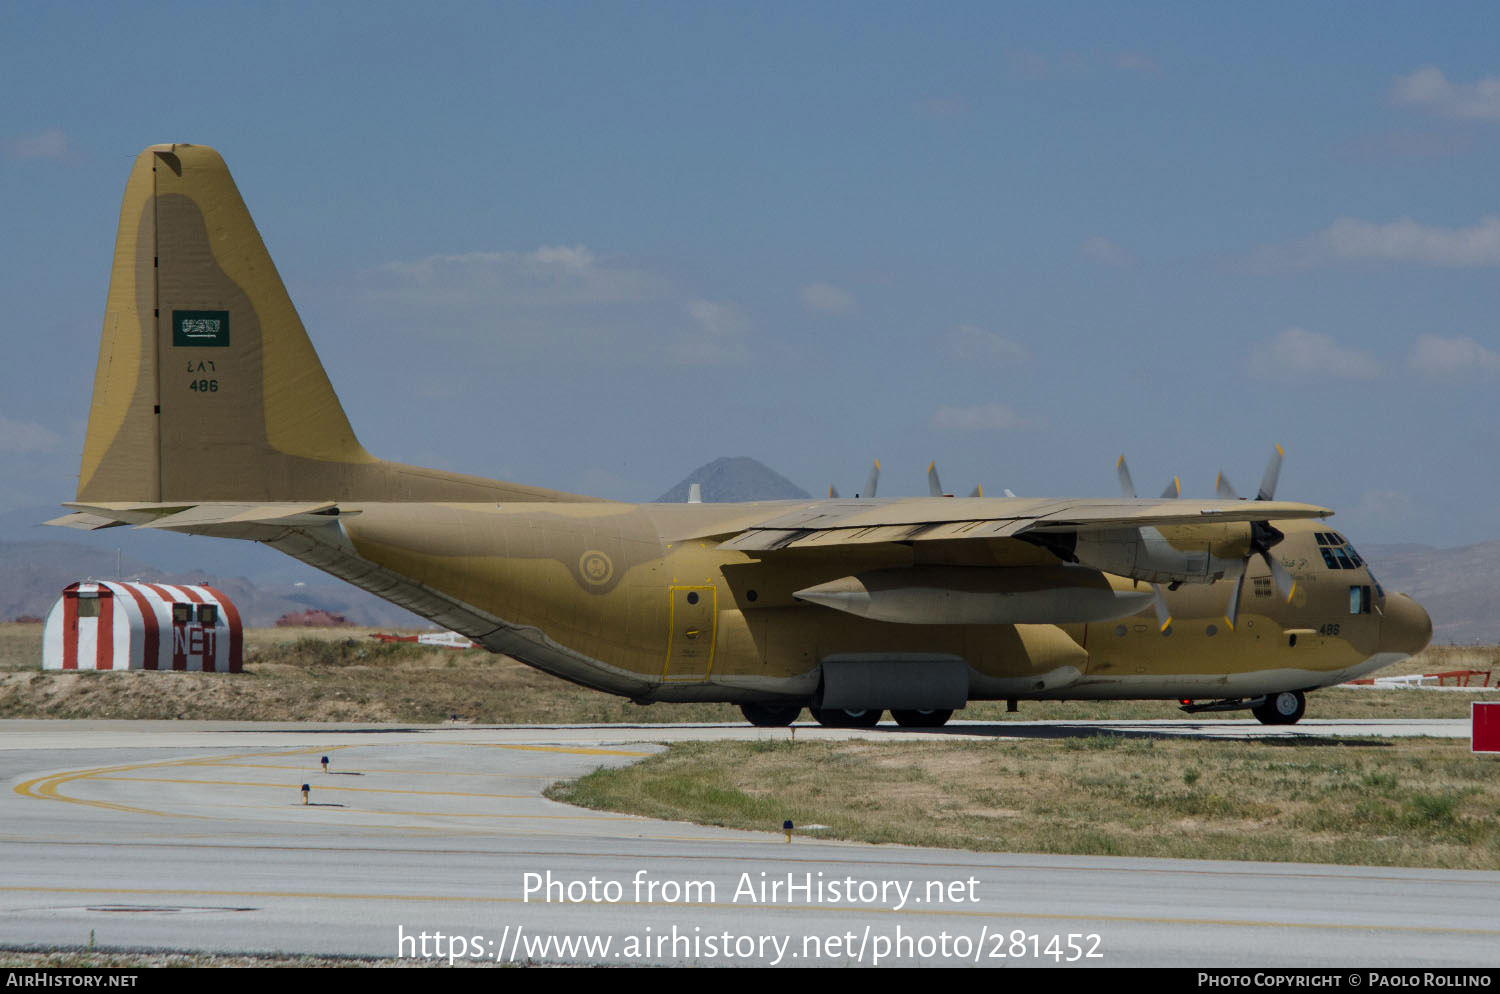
[1178,691,1307,725]
[1251,690,1306,725]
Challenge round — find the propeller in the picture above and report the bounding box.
[830,459,880,500]
[1116,455,1181,501]
[1216,445,1296,630]
[929,461,989,498]
[927,462,945,497]
[1116,454,1180,631]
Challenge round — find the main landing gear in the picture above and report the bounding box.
[739,703,803,727]
[890,708,954,728]
[809,707,883,728]
[1250,690,1306,725]
[743,704,957,728]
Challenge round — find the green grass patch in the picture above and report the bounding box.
[547,736,1500,869]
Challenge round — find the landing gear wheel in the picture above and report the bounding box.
[810,707,883,729]
[739,703,802,727]
[1252,691,1306,725]
[891,708,954,728]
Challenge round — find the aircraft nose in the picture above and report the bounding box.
[1379,593,1432,657]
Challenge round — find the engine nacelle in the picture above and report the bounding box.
[1071,523,1252,585]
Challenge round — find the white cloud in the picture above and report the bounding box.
[931,403,1030,431]
[941,325,1027,365]
[674,299,751,365]
[0,418,60,453]
[1391,67,1500,122]
[686,299,747,337]
[1256,216,1500,269]
[4,128,68,160]
[801,282,856,315]
[1408,335,1500,378]
[1249,328,1381,381]
[377,246,669,301]
[1078,235,1134,267]
[349,245,749,364]
[1351,489,1419,524]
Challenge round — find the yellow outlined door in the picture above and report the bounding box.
[663,585,717,681]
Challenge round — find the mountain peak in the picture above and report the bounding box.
[657,457,811,503]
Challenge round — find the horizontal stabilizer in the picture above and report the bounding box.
[43,511,129,531]
[59,500,357,541]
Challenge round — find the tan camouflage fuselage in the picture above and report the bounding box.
[59,145,1432,716]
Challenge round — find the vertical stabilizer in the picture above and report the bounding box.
[78,144,587,504]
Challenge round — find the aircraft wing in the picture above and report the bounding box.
[710,496,1332,551]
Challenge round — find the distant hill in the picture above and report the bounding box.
[657,457,811,502]
[1361,540,1500,645]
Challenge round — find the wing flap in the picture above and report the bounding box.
[714,496,1331,552]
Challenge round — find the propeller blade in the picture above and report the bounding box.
[1117,455,1137,499]
[927,462,944,498]
[1151,584,1173,632]
[1223,563,1247,630]
[1215,470,1239,501]
[1257,444,1284,502]
[863,459,880,499]
[1260,549,1297,602]
[1160,476,1181,499]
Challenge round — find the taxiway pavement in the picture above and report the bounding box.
[0,719,1493,967]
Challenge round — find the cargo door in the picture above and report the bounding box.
[663,585,717,681]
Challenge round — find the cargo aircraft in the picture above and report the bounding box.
[51,144,1432,728]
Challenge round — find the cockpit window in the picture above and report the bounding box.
[1317,532,1365,570]
[1349,585,1372,615]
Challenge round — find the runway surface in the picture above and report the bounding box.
[1,718,1494,968]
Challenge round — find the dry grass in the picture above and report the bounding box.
[0,624,740,723]
[549,736,1500,869]
[1,623,1494,723]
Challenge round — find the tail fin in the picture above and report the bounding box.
[79,144,581,504]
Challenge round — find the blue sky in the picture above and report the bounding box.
[3,1,1499,551]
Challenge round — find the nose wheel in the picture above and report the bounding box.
[1251,691,1305,725]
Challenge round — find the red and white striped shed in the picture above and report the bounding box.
[42,582,243,672]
